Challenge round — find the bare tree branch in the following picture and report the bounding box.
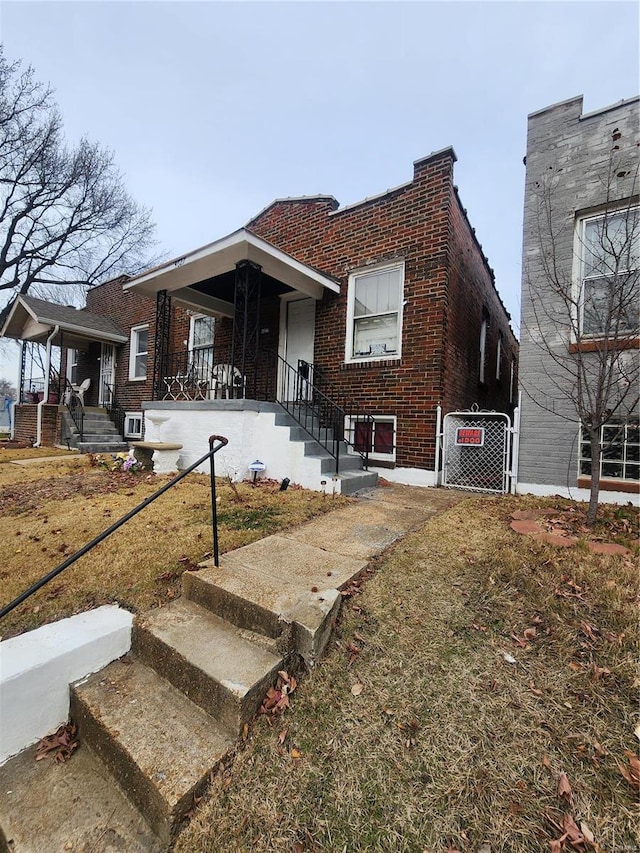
[0,47,160,325]
[522,144,639,524]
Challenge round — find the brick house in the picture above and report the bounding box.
[518,95,639,503]
[4,148,517,492]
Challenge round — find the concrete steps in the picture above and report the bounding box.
[132,599,283,735]
[274,408,378,495]
[0,483,443,851]
[62,408,129,455]
[70,658,236,845]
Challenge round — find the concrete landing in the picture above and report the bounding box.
[0,744,163,853]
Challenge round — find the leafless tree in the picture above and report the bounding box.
[0,376,16,399]
[0,48,158,326]
[523,148,639,524]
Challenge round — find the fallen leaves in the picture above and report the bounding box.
[259,671,297,716]
[350,682,364,696]
[35,723,78,763]
[617,750,640,793]
[557,772,573,806]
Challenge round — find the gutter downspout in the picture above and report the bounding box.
[11,341,23,440]
[35,325,59,447]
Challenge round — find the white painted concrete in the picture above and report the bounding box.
[143,403,343,492]
[517,482,638,507]
[0,605,133,764]
[369,465,437,488]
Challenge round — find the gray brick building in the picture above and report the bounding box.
[518,95,639,502]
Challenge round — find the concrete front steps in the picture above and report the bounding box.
[274,409,378,495]
[67,595,286,848]
[0,537,359,851]
[62,407,129,454]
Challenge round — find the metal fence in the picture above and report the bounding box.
[441,410,512,494]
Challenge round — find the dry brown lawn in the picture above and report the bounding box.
[0,455,349,639]
[174,494,639,853]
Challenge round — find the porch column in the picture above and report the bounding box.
[231,260,262,396]
[152,289,172,400]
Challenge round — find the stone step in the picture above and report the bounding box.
[70,657,235,846]
[132,598,282,735]
[75,432,123,443]
[0,741,163,853]
[76,441,130,453]
[184,535,367,664]
[336,469,379,495]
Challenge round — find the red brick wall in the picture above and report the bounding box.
[443,192,519,415]
[14,404,59,445]
[74,279,193,419]
[248,149,516,471]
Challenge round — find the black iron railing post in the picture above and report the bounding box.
[208,433,227,567]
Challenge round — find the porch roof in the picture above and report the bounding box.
[123,228,340,317]
[0,295,128,349]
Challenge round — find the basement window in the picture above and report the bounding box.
[124,412,143,439]
[346,415,396,461]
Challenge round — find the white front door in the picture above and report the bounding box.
[281,297,315,400]
[99,343,115,406]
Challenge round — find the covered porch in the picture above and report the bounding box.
[124,228,340,403]
[0,295,128,445]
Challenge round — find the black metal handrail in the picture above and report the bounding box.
[0,435,228,621]
[102,380,126,438]
[251,349,371,473]
[312,365,377,470]
[64,379,84,442]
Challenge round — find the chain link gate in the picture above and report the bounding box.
[441,410,512,494]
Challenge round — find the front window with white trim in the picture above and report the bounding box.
[578,208,639,337]
[346,415,396,461]
[579,420,639,482]
[124,412,143,439]
[346,263,404,362]
[129,325,149,380]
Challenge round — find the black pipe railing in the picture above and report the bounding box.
[0,435,228,622]
[253,350,346,473]
[64,379,84,442]
[312,365,377,470]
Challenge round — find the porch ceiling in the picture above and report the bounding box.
[123,228,340,312]
[0,295,128,348]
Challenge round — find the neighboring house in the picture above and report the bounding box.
[3,148,517,491]
[518,95,639,503]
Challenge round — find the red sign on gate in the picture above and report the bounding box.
[455,427,485,446]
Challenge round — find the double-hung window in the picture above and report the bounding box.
[129,325,149,380]
[579,208,639,337]
[346,263,404,362]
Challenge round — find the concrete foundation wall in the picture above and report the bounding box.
[0,606,132,764]
[142,400,436,491]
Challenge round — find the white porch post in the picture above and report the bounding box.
[35,325,58,446]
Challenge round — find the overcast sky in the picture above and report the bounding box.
[0,0,639,382]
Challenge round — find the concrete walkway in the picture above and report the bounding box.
[0,483,467,853]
